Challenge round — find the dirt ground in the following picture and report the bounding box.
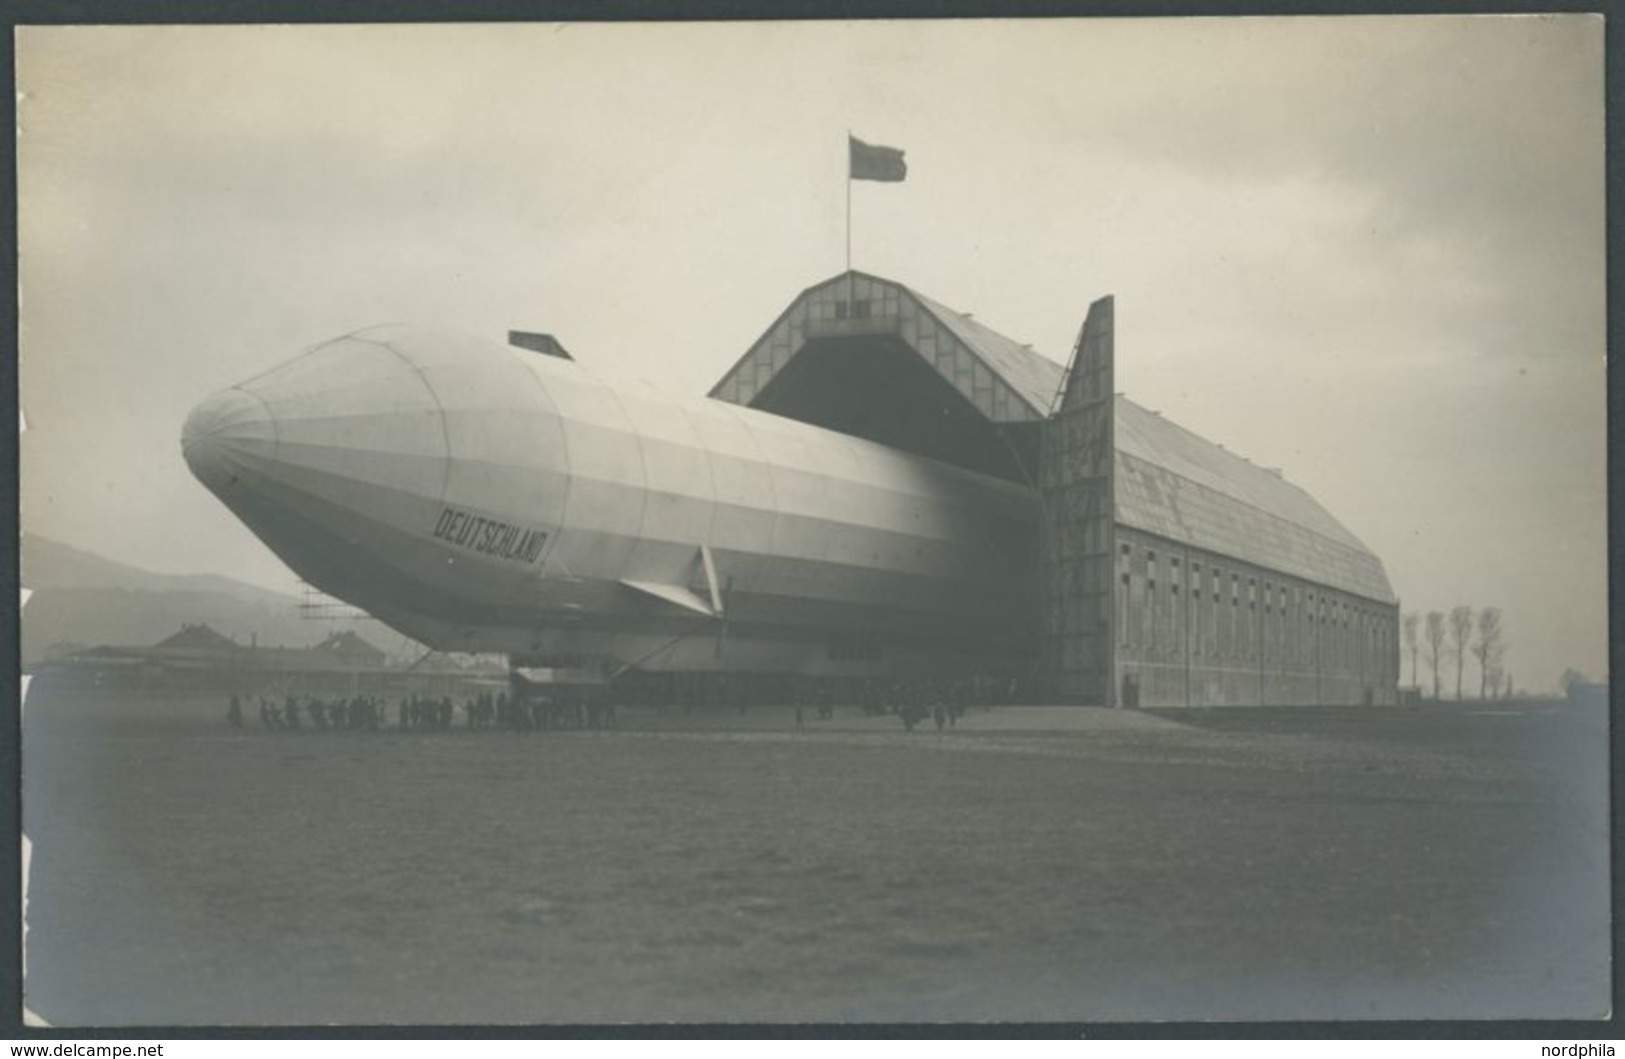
[19,687,1612,1026]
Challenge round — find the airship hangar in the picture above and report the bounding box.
[707,271,1399,708]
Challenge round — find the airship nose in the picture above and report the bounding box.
[181,387,277,492]
[179,326,576,648]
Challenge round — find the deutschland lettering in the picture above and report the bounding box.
[431,506,549,564]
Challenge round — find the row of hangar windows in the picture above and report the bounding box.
[1115,539,1395,674]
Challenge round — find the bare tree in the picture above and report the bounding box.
[1423,611,1446,700]
[1402,612,1420,688]
[1471,607,1505,699]
[1448,605,1473,700]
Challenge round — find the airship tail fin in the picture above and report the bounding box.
[619,579,719,618]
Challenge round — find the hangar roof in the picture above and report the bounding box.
[713,271,1394,604]
[1114,401,1394,603]
[907,288,1065,416]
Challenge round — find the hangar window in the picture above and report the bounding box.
[827,638,881,662]
[1118,574,1130,645]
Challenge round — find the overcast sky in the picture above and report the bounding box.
[17,17,1606,692]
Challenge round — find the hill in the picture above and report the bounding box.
[20,536,412,664]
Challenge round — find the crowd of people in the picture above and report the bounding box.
[848,676,1003,730]
[762,675,1014,731]
[224,689,619,733]
[222,673,1023,734]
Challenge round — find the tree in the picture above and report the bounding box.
[1559,668,1590,695]
[1471,607,1505,700]
[1402,612,1420,688]
[1423,611,1447,700]
[1448,605,1473,700]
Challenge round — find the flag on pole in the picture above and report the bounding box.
[849,136,907,182]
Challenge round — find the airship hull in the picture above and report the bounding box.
[183,325,1039,678]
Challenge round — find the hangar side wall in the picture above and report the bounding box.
[1113,525,1399,707]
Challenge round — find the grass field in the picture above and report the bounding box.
[19,687,1612,1026]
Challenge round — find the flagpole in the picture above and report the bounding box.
[844,131,852,273]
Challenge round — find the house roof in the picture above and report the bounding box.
[312,630,385,657]
[152,623,244,653]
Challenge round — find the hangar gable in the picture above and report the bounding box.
[710,271,1062,425]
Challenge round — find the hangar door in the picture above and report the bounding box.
[1038,298,1116,704]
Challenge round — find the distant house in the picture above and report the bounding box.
[74,645,134,660]
[308,631,386,670]
[147,623,248,669]
[38,621,404,694]
[60,643,146,671]
[35,622,247,684]
[153,623,245,654]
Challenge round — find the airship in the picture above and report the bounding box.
[183,270,1399,707]
[181,316,1039,684]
